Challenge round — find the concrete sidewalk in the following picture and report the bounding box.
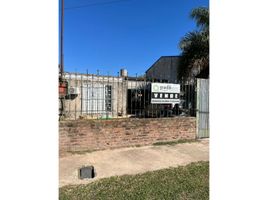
[59,139,209,187]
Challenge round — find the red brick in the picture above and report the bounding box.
[59,117,196,156]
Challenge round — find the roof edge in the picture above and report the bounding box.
[145,56,181,73]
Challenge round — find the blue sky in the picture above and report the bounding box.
[60,0,209,76]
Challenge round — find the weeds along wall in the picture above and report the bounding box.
[59,117,196,156]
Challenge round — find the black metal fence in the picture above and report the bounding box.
[59,71,196,120]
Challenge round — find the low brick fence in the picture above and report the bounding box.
[59,117,196,156]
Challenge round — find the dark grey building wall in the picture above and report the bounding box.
[146,56,180,83]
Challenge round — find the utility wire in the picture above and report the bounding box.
[65,0,133,10]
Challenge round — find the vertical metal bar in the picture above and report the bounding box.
[179,78,182,116]
[96,70,99,119]
[68,72,71,119]
[91,72,93,119]
[194,78,197,116]
[112,74,114,118]
[187,80,189,115]
[130,77,132,116]
[102,74,104,118]
[75,72,77,120]
[189,80,192,116]
[122,74,124,118]
[151,78,154,118]
[184,78,186,115]
[90,72,92,118]
[158,77,161,118]
[137,74,139,117]
[108,72,111,118]
[86,69,89,116]
[60,72,66,119]
[139,76,142,117]
[106,72,109,119]
[159,75,162,118]
[177,79,180,116]
[192,79,195,116]
[143,76,145,118]
[80,72,83,116]
[135,73,137,118]
[182,78,184,116]
[155,78,157,118]
[101,73,104,123]
[188,81,190,115]
[183,78,186,115]
[117,72,119,118]
[125,76,128,119]
[147,78,150,118]
[181,78,183,115]
[191,81,193,116]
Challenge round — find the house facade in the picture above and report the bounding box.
[60,71,146,120]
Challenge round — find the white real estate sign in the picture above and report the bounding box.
[151,83,180,104]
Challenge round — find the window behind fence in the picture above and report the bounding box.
[82,84,112,115]
[60,72,196,120]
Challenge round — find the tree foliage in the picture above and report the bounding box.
[178,7,209,80]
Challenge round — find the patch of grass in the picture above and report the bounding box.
[153,139,197,146]
[59,161,209,200]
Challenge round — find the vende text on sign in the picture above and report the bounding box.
[151,83,180,104]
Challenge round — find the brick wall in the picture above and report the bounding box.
[59,117,196,156]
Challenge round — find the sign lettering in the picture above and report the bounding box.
[151,83,180,104]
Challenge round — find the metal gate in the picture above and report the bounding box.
[82,84,112,117]
[196,79,209,138]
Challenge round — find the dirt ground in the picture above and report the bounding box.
[59,139,209,187]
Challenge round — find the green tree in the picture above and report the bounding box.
[178,7,209,80]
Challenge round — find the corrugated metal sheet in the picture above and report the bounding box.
[197,79,209,138]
